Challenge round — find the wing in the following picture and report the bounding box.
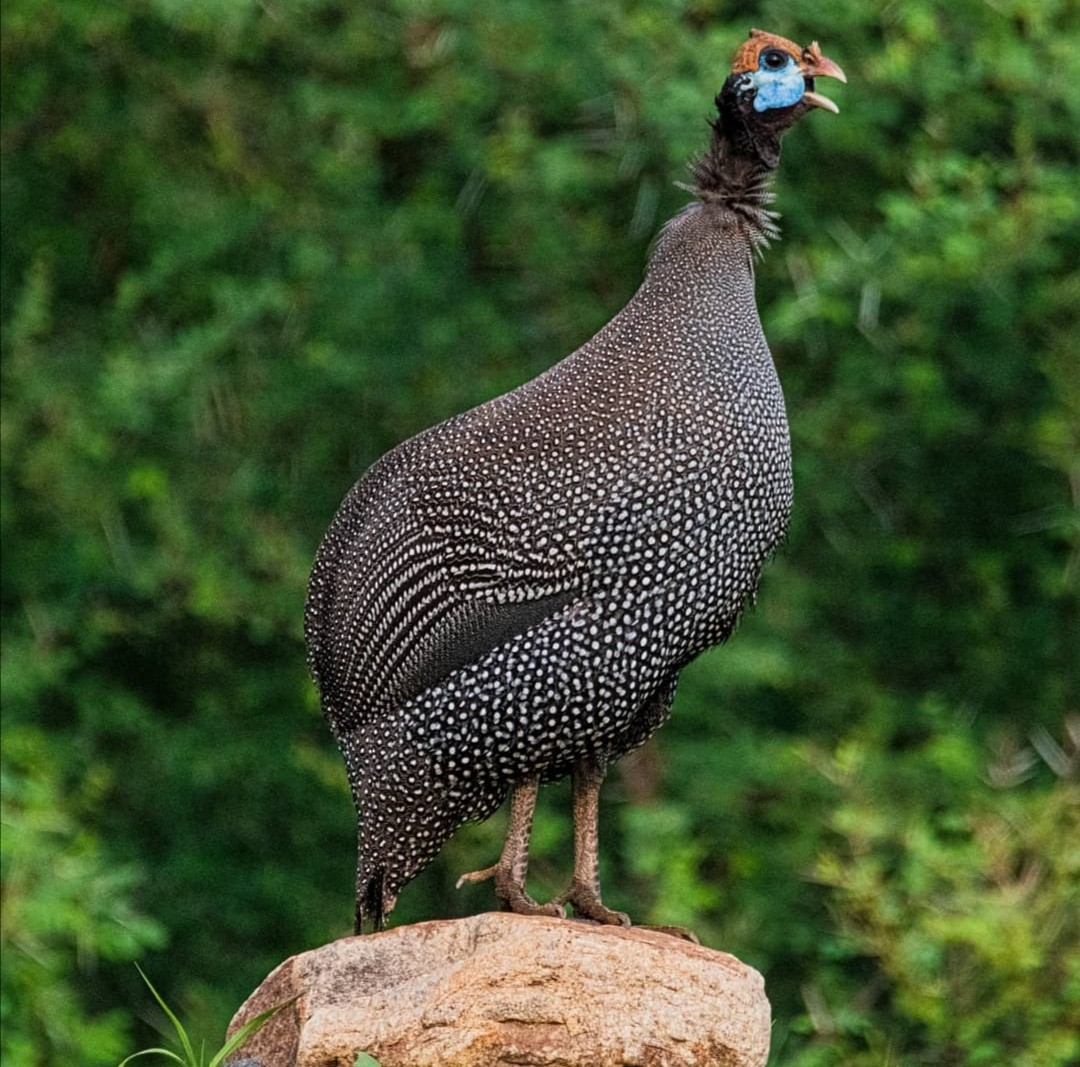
[305,450,589,735]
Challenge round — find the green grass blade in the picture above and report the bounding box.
[134,963,197,1065]
[118,1048,188,1067]
[208,998,297,1067]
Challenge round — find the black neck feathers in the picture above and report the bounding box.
[685,75,809,246]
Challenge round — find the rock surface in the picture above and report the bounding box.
[227,912,771,1067]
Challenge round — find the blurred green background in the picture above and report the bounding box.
[2,1,1077,1064]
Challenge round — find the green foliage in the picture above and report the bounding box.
[117,964,286,1067]
[1,0,1076,1063]
[795,726,1079,1066]
[0,728,166,1067]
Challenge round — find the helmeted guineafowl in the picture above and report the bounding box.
[306,28,846,932]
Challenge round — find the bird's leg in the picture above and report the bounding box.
[456,775,565,918]
[555,755,630,926]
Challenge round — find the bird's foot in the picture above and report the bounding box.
[456,865,566,918]
[554,880,630,926]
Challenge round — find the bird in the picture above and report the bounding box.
[305,28,846,933]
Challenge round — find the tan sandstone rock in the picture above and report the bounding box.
[227,912,770,1067]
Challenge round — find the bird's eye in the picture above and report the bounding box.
[761,49,788,70]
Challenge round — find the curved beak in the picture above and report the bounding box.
[799,41,847,114]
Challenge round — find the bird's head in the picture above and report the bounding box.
[717,29,847,169]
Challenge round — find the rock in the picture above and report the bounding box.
[227,912,770,1067]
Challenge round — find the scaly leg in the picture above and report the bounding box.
[555,755,630,926]
[456,775,565,917]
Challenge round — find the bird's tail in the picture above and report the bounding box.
[354,863,391,934]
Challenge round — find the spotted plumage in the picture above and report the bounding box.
[305,28,846,931]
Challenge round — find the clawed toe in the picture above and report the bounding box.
[455,865,498,889]
[456,859,565,918]
[502,890,566,919]
[555,881,630,926]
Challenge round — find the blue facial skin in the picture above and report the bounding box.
[748,52,805,112]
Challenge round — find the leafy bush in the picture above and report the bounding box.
[0,729,165,1066]
[793,722,1080,1065]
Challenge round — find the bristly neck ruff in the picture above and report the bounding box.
[684,79,803,249]
[686,133,780,250]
